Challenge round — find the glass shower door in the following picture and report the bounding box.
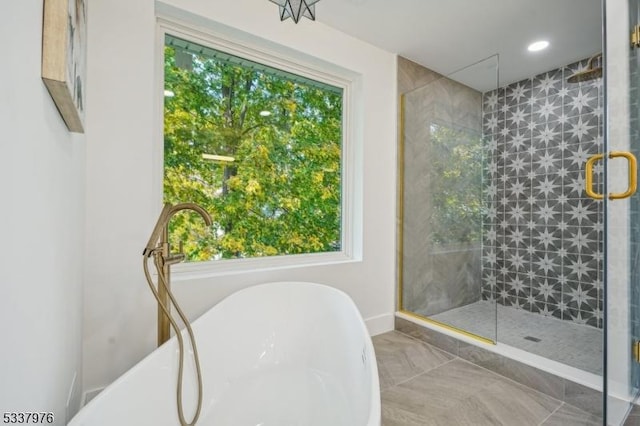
[631,0,640,408]
[605,0,640,423]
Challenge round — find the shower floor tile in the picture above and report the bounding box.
[373,331,601,426]
[427,301,603,374]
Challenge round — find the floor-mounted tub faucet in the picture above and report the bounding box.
[144,202,212,345]
[142,202,212,426]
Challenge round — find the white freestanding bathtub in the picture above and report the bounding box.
[70,281,381,426]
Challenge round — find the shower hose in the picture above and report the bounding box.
[143,252,203,426]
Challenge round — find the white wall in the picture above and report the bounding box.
[0,1,86,424]
[84,0,397,392]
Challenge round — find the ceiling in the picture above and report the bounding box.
[317,0,602,92]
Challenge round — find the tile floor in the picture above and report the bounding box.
[626,406,640,426]
[372,331,602,425]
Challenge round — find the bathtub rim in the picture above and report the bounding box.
[72,281,381,425]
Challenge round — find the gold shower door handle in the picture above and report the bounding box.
[585,151,638,200]
[610,151,638,200]
[585,153,604,200]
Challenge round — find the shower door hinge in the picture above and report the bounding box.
[634,341,640,363]
[632,24,640,48]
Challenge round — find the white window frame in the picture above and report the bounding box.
[154,9,362,279]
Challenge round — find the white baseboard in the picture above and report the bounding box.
[365,313,394,336]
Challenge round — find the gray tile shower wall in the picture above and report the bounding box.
[402,68,484,316]
[481,58,604,328]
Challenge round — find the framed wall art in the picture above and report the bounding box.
[42,0,87,133]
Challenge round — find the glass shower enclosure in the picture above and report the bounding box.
[399,49,606,376]
[399,55,499,343]
[398,0,640,423]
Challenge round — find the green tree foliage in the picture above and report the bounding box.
[163,43,342,261]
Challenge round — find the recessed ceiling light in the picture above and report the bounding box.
[527,40,549,52]
[164,90,175,97]
[259,110,272,117]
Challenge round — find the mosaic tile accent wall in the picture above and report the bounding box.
[481,58,604,328]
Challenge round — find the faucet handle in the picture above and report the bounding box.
[165,252,186,265]
[164,240,186,265]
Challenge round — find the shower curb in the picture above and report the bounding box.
[395,316,603,418]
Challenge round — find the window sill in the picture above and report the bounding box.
[170,251,360,281]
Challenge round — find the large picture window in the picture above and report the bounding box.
[163,34,344,262]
